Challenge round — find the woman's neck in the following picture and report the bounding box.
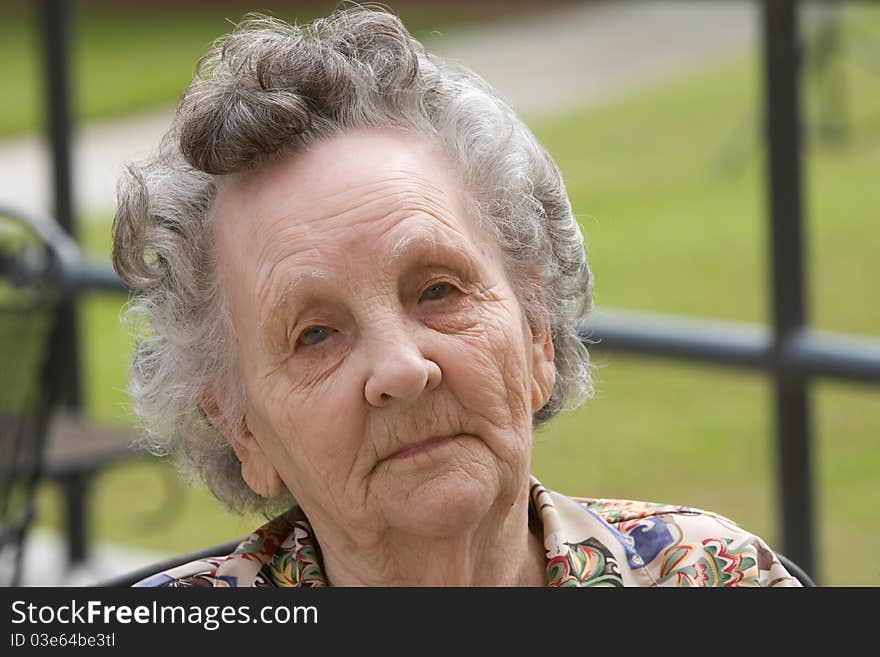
[314,496,547,587]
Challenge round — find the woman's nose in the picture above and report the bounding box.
[364,338,442,407]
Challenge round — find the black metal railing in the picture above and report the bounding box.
[29,0,880,585]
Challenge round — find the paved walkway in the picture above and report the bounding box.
[12,0,775,586]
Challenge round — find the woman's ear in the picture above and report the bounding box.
[528,309,556,413]
[200,389,285,499]
[524,282,556,413]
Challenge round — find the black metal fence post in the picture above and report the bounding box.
[41,0,81,411]
[761,0,816,580]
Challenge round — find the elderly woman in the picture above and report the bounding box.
[112,7,800,587]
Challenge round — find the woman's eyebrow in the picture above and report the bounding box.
[389,232,482,275]
[258,270,330,330]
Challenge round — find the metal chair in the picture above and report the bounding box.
[776,552,817,587]
[0,206,78,586]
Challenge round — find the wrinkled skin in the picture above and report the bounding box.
[207,127,556,586]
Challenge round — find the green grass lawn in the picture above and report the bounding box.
[31,8,880,586]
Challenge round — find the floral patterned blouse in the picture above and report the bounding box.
[134,476,801,587]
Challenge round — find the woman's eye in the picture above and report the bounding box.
[296,326,333,347]
[421,282,454,301]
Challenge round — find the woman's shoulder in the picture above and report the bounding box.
[132,506,327,588]
[555,492,803,587]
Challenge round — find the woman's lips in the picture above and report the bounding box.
[388,434,457,460]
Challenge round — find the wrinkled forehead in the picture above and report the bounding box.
[214,128,460,226]
[210,127,493,276]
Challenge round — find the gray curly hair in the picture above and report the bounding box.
[112,5,596,515]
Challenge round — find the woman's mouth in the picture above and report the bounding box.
[388,434,458,460]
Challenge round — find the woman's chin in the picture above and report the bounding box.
[377,467,503,538]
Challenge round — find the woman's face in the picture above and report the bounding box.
[210,127,555,541]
